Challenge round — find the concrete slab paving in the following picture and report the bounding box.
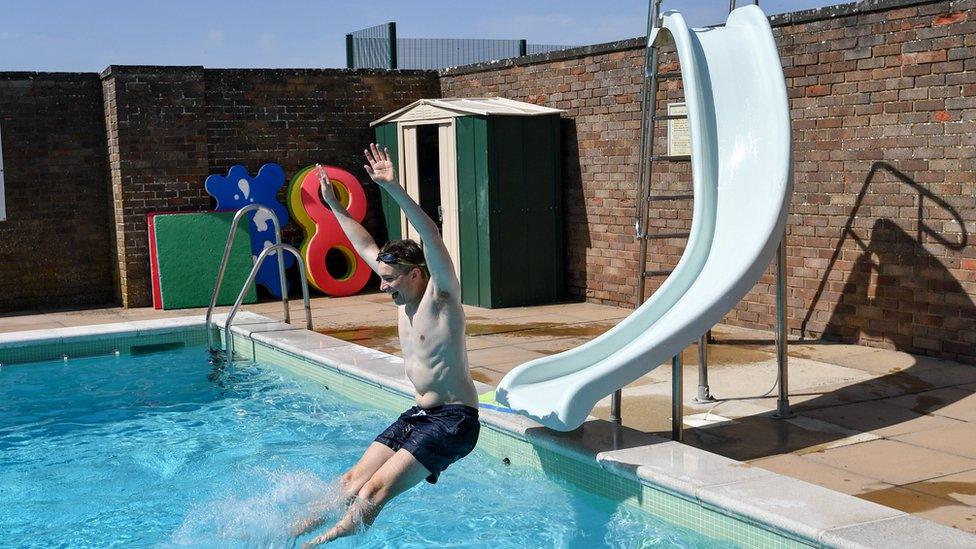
[467,346,549,369]
[854,483,976,535]
[891,422,976,459]
[748,453,895,496]
[801,438,976,486]
[888,387,976,422]
[469,366,509,386]
[902,468,976,509]
[802,398,964,438]
[0,320,66,331]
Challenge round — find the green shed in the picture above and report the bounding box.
[371,97,564,308]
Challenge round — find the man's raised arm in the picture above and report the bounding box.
[363,144,459,297]
[316,165,382,275]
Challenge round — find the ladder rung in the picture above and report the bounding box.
[649,155,691,162]
[640,232,690,240]
[644,270,673,277]
[645,193,694,202]
[652,113,688,121]
[655,71,681,80]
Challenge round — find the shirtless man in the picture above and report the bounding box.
[294,144,480,546]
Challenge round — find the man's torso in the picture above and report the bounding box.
[397,288,478,409]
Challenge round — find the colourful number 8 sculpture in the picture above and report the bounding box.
[287,165,372,296]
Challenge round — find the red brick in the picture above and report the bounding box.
[934,12,968,26]
[903,50,949,64]
[806,84,831,96]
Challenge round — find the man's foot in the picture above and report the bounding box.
[301,525,345,548]
[290,514,325,538]
[290,494,348,538]
[300,496,376,546]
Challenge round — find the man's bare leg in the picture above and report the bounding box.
[291,442,395,537]
[303,449,431,547]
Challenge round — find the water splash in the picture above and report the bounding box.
[167,470,344,547]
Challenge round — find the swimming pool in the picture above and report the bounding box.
[1,343,735,547]
[4,315,957,548]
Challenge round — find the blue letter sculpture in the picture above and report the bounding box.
[205,163,294,297]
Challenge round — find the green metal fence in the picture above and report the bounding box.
[347,22,574,70]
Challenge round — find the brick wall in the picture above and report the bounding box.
[204,69,440,249]
[101,66,211,308]
[102,67,439,308]
[0,73,114,311]
[440,0,975,363]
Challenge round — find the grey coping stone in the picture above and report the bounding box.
[821,514,976,548]
[523,418,664,462]
[598,441,776,497]
[0,317,207,348]
[0,331,63,347]
[698,473,905,543]
[251,327,349,351]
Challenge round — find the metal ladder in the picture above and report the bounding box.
[617,0,789,441]
[206,204,312,360]
[611,0,695,434]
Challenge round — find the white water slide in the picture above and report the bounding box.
[495,5,793,431]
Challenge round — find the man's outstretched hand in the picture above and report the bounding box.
[316,164,340,208]
[364,143,396,185]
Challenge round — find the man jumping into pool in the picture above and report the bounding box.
[293,144,480,546]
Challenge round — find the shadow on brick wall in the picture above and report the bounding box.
[802,162,972,362]
[560,117,591,299]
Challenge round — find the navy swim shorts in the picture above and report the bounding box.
[374,404,480,483]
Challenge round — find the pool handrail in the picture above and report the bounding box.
[223,243,312,360]
[206,204,290,353]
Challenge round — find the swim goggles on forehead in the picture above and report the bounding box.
[376,252,426,267]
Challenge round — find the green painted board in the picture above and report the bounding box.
[486,114,564,308]
[524,115,564,304]
[375,122,402,242]
[154,212,256,309]
[488,115,525,307]
[456,116,489,306]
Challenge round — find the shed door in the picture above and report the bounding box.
[399,121,460,279]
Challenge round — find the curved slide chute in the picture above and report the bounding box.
[496,5,793,431]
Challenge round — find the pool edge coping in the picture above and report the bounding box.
[2,314,973,548]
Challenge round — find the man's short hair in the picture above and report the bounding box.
[378,239,429,276]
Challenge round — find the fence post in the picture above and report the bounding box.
[387,22,397,69]
[345,34,354,69]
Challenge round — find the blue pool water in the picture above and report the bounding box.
[0,345,735,548]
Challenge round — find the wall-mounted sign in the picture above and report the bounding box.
[667,102,691,158]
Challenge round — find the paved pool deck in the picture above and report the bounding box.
[3,292,975,535]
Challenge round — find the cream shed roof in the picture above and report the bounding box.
[370,97,563,126]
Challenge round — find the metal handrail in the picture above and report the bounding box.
[729,0,760,11]
[206,204,289,353]
[223,243,312,361]
[618,0,665,428]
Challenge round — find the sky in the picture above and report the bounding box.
[1,0,844,72]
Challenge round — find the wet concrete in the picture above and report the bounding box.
[315,325,400,355]
[682,416,836,462]
[464,321,613,338]
[857,481,976,526]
